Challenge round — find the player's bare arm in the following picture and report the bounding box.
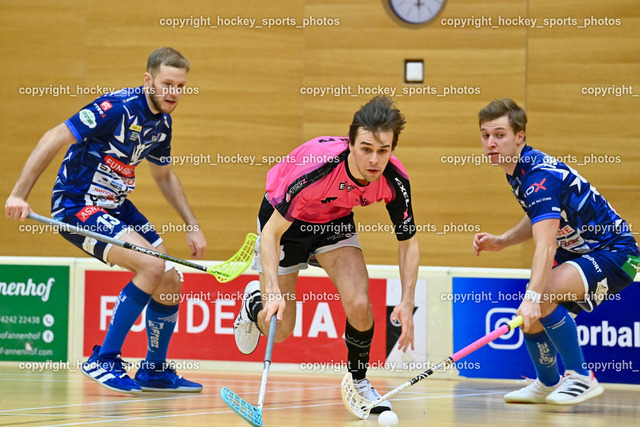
[149,162,207,259]
[394,235,419,352]
[473,214,533,256]
[5,123,76,220]
[260,209,293,322]
[518,218,559,331]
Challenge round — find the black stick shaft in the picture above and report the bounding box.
[27,212,207,272]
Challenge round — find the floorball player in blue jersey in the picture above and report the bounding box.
[473,98,639,405]
[5,47,207,394]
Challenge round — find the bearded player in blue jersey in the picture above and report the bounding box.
[5,47,207,394]
[473,98,639,405]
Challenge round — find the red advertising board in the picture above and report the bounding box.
[83,271,388,365]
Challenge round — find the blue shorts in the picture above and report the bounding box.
[555,248,639,314]
[56,200,162,264]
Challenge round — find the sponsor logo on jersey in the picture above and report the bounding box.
[558,235,583,249]
[321,197,337,204]
[93,103,106,118]
[394,177,410,209]
[287,178,307,197]
[339,182,357,192]
[79,109,97,128]
[97,162,118,177]
[88,185,116,198]
[357,195,371,207]
[93,170,132,193]
[557,225,575,238]
[75,206,106,222]
[525,178,547,196]
[104,155,136,177]
[129,124,142,132]
[100,101,113,111]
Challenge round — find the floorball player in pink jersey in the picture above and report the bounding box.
[234,96,420,414]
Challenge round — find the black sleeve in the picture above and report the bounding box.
[384,168,416,241]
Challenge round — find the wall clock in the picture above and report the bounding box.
[385,0,446,26]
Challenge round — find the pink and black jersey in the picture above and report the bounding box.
[264,136,416,240]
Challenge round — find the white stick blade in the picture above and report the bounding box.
[340,373,373,420]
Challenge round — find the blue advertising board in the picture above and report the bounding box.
[451,277,639,384]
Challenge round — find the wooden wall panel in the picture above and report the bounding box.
[1,0,637,270]
[1,0,305,260]
[526,0,640,265]
[302,0,529,268]
[0,0,88,257]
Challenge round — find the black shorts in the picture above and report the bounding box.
[251,195,361,275]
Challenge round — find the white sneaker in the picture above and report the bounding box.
[233,281,262,355]
[546,370,603,405]
[353,378,392,414]
[504,378,561,403]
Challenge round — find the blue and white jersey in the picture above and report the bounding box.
[52,87,172,218]
[507,145,638,254]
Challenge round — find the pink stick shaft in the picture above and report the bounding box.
[450,324,509,362]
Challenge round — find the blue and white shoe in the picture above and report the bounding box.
[135,362,202,393]
[81,345,141,395]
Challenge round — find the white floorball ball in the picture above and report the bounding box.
[378,410,399,426]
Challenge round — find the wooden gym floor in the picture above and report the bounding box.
[1,367,638,426]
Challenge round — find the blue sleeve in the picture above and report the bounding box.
[522,170,562,225]
[64,99,124,143]
[146,115,172,166]
[146,140,171,165]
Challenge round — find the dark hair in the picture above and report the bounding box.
[147,47,190,76]
[348,96,405,149]
[478,98,527,141]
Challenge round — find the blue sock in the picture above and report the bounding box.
[144,299,179,369]
[540,305,589,376]
[99,282,151,359]
[524,330,560,386]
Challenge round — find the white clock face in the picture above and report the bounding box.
[388,0,445,25]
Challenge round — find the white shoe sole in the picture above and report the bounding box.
[233,282,261,355]
[81,368,141,395]
[546,385,604,405]
[139,385,203,393]
[234,321,261,355]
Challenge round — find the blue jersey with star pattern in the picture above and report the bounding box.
[507,145,638,254]
[52,87,172,218]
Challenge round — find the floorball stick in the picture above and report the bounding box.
[27,212,257,283]
[341,315,524,419]
[221,314,278,427]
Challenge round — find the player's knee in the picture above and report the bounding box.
[345,295,372,324]
[540,300,558,317]
[137,257,167,284]
[165,267,184,292]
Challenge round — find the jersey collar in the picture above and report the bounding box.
[509,144,532,179]
[345,155,370,187]
[141,87,164,118]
